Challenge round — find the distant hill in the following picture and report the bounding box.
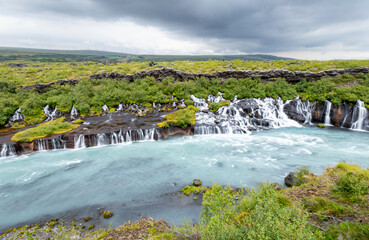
[0,47,293,62]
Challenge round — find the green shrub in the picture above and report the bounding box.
[200,183,321,240]
[209,101,230,112]
[332,172,369,197]
[324,222,369,240]
[294,167,311,186]
[157,106,199,129]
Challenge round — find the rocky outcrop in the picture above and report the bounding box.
[284,172,296,187]
[21,67,369,93]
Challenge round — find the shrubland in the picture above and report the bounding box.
[1,60,369,127]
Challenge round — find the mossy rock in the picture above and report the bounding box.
[182,186,207,196]
[193,179,202,186]
[317,123,326,128]
[102,211,114,219]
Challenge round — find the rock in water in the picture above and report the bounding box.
[192,179,202,187]
[284,172,296,187]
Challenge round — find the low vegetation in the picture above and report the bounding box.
[157,106,199,129]
[11,117,79,142]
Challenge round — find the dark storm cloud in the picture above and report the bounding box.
[1,0,369,53]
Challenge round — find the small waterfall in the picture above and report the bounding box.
[102,105,110,113]
[9,108,25,122]
[208,92,225,103]
[179,99,186,108]
[351,100,368,131]
[1,143,15,157]
[190,94,208,111]
[74,135,86,149]
[125,130,132,143]
[116,104,124,111]
[324,100,332,125]
[295,100,315,124]
[110,132,119,144]
[71,106,79,117]
[43,105,51,116]
[97,133,109,146]
[43,105,58,121]
[36,139,48,151]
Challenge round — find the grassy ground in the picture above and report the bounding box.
[1,60,369,87]
[157,106,199,129]
[11,117,79,142]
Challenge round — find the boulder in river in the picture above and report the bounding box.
[284,172,296,187]
[192,179,202,187]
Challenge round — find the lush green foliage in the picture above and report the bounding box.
[200,184,319,239]
[157,106,199,129]
[11,117,79,142]
[208,101,230,112]
[294,167,311,186]
[1,59,369,127]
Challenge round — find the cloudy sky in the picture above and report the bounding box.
[0,0,368,59]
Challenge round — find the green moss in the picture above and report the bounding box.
[302,196,354,217]
[11,117,79,142]
[102,211,114,219]
[208,101,230,112]
[83,216,92,222]
[157,106,199,129]
[317,123,326,128]
[182,186,207,196]
[88,224,95,230]
[74,118,84,124]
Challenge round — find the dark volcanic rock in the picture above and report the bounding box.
[271,182,285,191]
[284,172,296,187]
[192,179,202,187]
[8,63,27,68]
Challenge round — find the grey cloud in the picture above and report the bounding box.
[1,0,369,53]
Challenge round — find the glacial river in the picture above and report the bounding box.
[0,126,369,230]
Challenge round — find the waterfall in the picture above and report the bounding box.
[295,100,315,124]
[110,132,119,144]
[125,130,132,143]
[71,106,79,117]
[179,99,186,108]
[97,133,109,146]
[190,94,208,111]
[194,95,300,135]
[172,102,176,107]
[324,100,332,125]
[1,143,15,157]
[208,92,225,103]
[36,139,48,151]
[116,104,124,111]
[9,108,25,122]
[74,135,86,149]
[102,105,110,113]
[351,100,368,131]
[43,105,58,121]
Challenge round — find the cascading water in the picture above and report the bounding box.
[324,100,332,125]
[36,139,48,151]
[9,108,25,122]
[102,105,110,114]
[190,94,208,111]
[295,99,315,124]
[43,105,58,121]
[97,133,109,146]
[74,135,86,149]
[1,143,15,157]
[70,106,79,117]
[116,104,124,111]
[193,93,301,135]
[351,100,368,131]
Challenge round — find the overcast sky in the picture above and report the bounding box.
[0,0,368,60]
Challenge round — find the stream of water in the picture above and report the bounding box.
[1,126,369,229]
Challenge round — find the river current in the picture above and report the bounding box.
[0,126,369,230]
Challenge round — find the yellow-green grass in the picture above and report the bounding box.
[11,117,79,142]
[1,59,369,87]
[157,106,199,129]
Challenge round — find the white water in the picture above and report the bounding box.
[9,108,25,122]
[102,105,110,113]
[192,95,300,135]
[324,100,332,125]
[0,127,369,229]
[74,135,86,149]
[70,106,79,117]
[295,99,315,124]
[351,100,368,131]
[0,143,15,158]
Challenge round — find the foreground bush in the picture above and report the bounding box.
[200,184,320,239]
[11,117,79,142]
